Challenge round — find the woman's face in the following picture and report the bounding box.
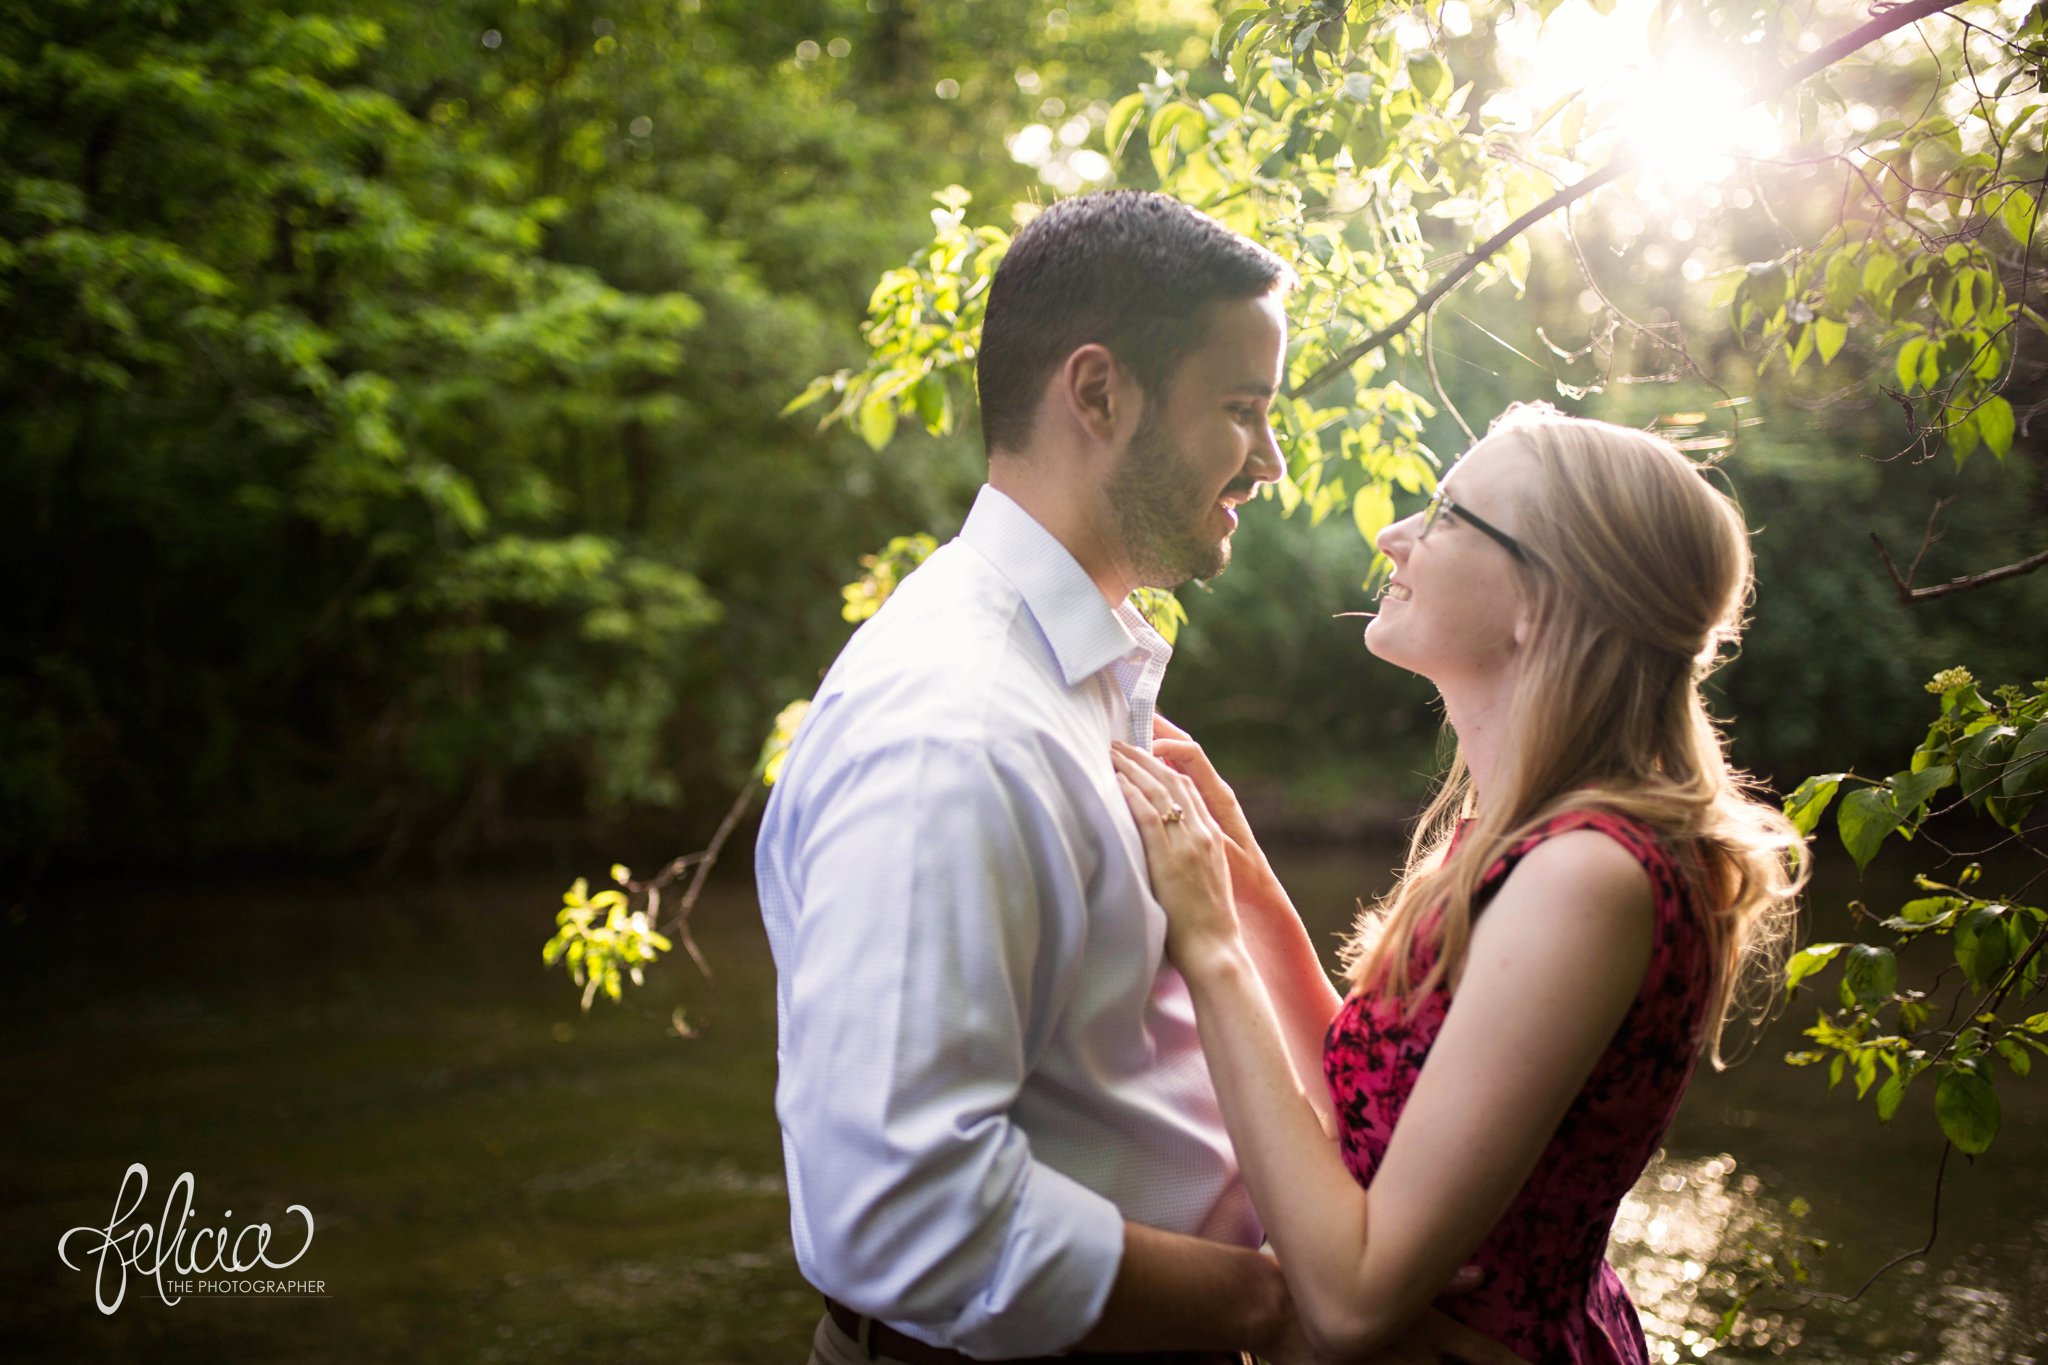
[1365,434,1544,687]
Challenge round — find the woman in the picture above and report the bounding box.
[1110,403,1805,1363]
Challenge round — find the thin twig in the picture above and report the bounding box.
[659,782,757,980]
[1798,1143,1953,1305]
[1423,308,1477,444]
[1908,497,1957,585]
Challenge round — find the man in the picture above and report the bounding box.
[757,191,1519,1365]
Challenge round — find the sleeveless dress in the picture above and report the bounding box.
[1321,810,1711,1365]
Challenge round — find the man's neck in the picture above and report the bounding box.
[987,458,1136,607]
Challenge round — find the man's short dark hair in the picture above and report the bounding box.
[976,190,1292,455]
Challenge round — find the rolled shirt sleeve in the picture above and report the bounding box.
[775,734,1126,1357]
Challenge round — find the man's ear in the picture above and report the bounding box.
[1058,343,1129,444]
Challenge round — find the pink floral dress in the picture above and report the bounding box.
[1322,810,1711,1364]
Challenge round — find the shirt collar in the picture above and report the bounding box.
[958,485,1172,689]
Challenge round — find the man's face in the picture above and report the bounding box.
[1106,291,1288,587]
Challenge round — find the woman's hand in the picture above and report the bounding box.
[1110,740,1242,969]
[1150,716,1288,918]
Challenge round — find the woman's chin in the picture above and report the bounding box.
[1362,621,1430,679]
[1362,616,1396,662]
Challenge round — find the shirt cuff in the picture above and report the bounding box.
[935,1161,1126,1359]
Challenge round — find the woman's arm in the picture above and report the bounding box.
[1141,725,1343,1125]
[1112,745,1653,1360]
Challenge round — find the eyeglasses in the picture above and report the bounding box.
[1419,488,1530,563]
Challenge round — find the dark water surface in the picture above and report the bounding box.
[1,839,2042,1362]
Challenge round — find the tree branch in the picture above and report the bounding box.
[1871,534,2048,603]
[1292,0,1969,399]
[611,781,757,984]
[1294,160,1629,397]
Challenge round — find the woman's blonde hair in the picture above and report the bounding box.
[1341,403,1806,1065]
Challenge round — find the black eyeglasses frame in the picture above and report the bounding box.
[1419,488,1531,564]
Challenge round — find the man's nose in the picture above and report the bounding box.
[1246,420,1284,485]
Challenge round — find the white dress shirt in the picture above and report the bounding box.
[755,485,1258,1358]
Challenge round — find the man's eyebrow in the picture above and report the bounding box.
[1224,380,1279,398]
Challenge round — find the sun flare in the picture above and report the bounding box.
[1490,0,1785,192]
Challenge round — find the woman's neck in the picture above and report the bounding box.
[1440,674,1516,814]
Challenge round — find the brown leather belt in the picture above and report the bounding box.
[823,1297,1248,1365]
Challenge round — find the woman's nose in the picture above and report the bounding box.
[1377,509,1421,560]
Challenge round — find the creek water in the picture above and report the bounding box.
[0,835,2040,1362]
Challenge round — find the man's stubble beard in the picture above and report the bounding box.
[1106,405,1231,589]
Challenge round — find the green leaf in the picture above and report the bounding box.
[1745,261,1788,320]
[2004,723,2048,801]
[2001,185,2038,245]
[857,390,897,452]
[914,372,950,434]
[1935,1065,1999,1154]
[1783,773,1845,836]
[1824,254,1859,317]
[1814,317,1848,365]
[758,699,811,788]
[1106,92,1148,159]
[1838,786,1900,872]
[1977,395,2015,459]
[1895,336,1927,390]
[1407,53,1450,102]
[1875,1068,1908,1121]
[1864,252,1903,314]
[1955,725,2017,807]
[1889,764,1953,817]
[1948,411,1982,467]
[1841,944,1898,1007]
[1784,942,1847,994]
[1996,1038,2033,1077]
[1351,483,1395,545]
[1149,103,1205,179]
[781,373,837,419]
[1956,907,2013,990]
[1347,105,1391,170]
[1897,895,1959,925]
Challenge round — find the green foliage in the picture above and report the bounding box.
[2,0,1073,867]
[841,534,939,623]
[1781,670,2048,1157]
[543,869,674,1010]
[759,700,813,791]
[787,189,1008,452]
